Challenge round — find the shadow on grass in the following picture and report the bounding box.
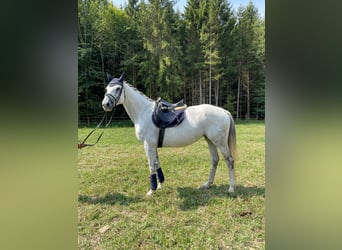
[78,193,143,206]
[177,185,265,210]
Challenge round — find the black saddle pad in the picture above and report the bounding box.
[152,100,186,129]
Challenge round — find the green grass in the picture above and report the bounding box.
[78,121,265,249]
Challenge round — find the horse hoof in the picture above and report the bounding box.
[200,183,210,189]
[146,190,155,196]
[157,183,162,189]
[228,186,235,194]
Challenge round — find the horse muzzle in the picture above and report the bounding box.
[102,94,117,112]
[102,101,113,112]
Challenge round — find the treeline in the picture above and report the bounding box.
[78,0,264,124]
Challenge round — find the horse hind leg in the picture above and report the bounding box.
[218,144,235,194]
[200,137,219,189]
[226,155,235,194]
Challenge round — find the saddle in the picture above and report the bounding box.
[152,97,187,129]
[152,98,187,148]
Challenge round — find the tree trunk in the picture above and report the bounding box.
[246,70,250,120]
[132,63,136,86]
[86,90,90,126]
[237,74,240,120]
[209,47,212,105]
[191,73,193,104]
[183,73,186,104]
[99,45,105,82]
[215,78,219,106]
[199,71,202,104]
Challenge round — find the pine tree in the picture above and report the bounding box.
[184,0,204,104]
[137,0,182,100]
[234,2,263,119]
[124,0,143,86]
[199,0,221,105]
[77,0,265,121]
[199,0,234,106]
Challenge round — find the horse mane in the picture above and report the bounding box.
[124,82,154,103]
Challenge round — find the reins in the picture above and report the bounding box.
[78,108,116,149]
[78,72,125,149]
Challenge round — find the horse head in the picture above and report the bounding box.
[102,72,125,112]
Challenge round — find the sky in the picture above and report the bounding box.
[111,0,265,18]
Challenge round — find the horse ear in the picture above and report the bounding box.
[118,72,126,82]
[106,72,113,82]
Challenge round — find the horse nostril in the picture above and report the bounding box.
[106,103,110,107]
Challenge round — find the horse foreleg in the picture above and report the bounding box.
[144,142,163,196]
[155,152,164,189]
[200,137,219,189]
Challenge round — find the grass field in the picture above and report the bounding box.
[78,121,265,249]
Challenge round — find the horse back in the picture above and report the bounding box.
[160,104,231,147]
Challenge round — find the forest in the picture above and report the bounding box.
[78,0,265,124]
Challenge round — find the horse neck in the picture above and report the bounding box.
[122,83,153,124]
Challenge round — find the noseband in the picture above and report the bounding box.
[105,92,119,107]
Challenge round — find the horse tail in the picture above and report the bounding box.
[227,112,237,163]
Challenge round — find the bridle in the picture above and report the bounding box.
[104,93,117,107]
[104,80,124,108]
[78,73,125,149]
